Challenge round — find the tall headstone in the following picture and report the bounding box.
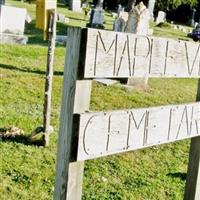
[69,0,81,12]
[88,3,104,28]
[189,8,196,27]
[148,0,156,20]
[125,2,150,89]
[125,2,150,35]
[113,10,128,32]
[126,0,136,12]
[117,4,123,16]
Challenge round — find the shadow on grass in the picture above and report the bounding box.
[167,172,187,181]
[25,21,47,46]
[25,20,69,45]
[0,63,63,76]
[0,133,44,146]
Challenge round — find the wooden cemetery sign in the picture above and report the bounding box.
[77,103,200,161]
[84,29,200,78]
[54,28,200,200]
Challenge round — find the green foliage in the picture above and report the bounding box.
[156,0,198,11]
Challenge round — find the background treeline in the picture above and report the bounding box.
[80,0,199,23]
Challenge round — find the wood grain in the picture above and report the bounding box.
[67,80,92,200]
[43,10,56,146]
[77,102,200,161]
[54,27,82,200]
[184,79,200,200]
[84,28,200,78]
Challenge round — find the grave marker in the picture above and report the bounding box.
[156,11,166,24]
[148,0,156,20]
[0,5,26,35]
[125,1,150,88]
[0,5,28,44]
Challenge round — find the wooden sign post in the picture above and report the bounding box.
[184,79,200,200]
[54,27,200,200]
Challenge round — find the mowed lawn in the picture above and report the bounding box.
[0,1,199,200]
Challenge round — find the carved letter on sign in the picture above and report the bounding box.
[84,29,200,78]
[77,102,200,161]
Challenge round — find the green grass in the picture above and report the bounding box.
[0,1,199,200]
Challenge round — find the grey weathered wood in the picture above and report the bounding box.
[74,80,92,114]
[67,161,85,200]
[67,80,92,200]
[84,28,200,78]
[54,27,82,200]
[43,10,56,146]
[184,137,200,200]
[77,102,200,161]
[184,79,200,200]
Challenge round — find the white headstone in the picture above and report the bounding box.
[119,11,129,23]
[0,5,26,35]
[125,2,150,35]
[156,11,166,24]
[124,2,150,89]
[148,0,156,20]
[70,0,81,12]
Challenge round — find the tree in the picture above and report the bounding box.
[156,0,198,11]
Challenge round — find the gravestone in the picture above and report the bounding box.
[156,11,166,24]
[126,0,136,12]
[125,1,150,89]
[125,2,150,35]
[88,7,104,28]
[113,17,126,32]
[69,0,81,12]
[117,4,123,16]
[0,5,28,44]
[119,11,129,23]
[148,0,156,20]
[188,8,196,27]
[0,5,26,34]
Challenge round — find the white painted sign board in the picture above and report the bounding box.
[77,102,200,161]
[0,5,26,35]
[84,29,200,78]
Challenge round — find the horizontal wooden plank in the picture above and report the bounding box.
[77,102,200,161]
[84,28,200,78]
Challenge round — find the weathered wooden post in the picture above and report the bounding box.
[54,27,92,200]
[43,10,56,146]
[184,79,200,200]
[54,27,82,200]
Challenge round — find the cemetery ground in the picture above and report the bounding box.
[0,1,199,200]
